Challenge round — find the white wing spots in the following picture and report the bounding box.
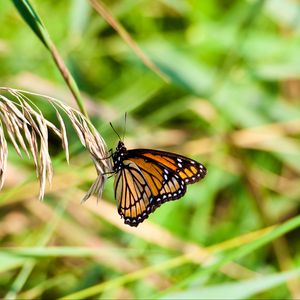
[177,158,183,163]
[164,169,169,174]
[184,178,189,183]
[177,162,183,168]
[191,161,195,165]
[157,197,161,202]
[163,195,167,199]
[164,174,168,181]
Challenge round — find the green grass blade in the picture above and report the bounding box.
[0,247,112,258]
[11,0,49,48]
[162,268,300,299]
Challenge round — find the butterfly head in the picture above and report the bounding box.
[116,141,126,152]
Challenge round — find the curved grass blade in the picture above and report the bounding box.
[162,268,300,300]
[89,0,170,83]
[11,0,49,47]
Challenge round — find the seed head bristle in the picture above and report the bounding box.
[0,87,112,200]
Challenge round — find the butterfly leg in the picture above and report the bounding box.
[99,149,113,160]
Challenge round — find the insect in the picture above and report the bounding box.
[112,138,207,227]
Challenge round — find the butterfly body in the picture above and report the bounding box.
[113,141,207,227]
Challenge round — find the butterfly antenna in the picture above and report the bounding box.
[110,122,122,141]
[122,112,127,141]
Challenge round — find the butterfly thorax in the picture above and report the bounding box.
[112,141,128,172]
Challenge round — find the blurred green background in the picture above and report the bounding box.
[1,0,300,299]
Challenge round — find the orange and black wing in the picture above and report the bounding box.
[128,149,207,184]
[114,149,207,227]
[114,160,153,226]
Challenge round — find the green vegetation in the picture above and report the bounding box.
[1,0,300,299]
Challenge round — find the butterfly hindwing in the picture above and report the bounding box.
[114,160,152,226]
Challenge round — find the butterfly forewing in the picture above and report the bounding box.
[128,156,187,201]
[128,149,207,184]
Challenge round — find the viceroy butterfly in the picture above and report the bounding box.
[112,140,207,227]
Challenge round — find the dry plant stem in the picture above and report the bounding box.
[89,0,170,83]
[184,119,300,158]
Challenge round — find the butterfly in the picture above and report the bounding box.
[112,140,207,227]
